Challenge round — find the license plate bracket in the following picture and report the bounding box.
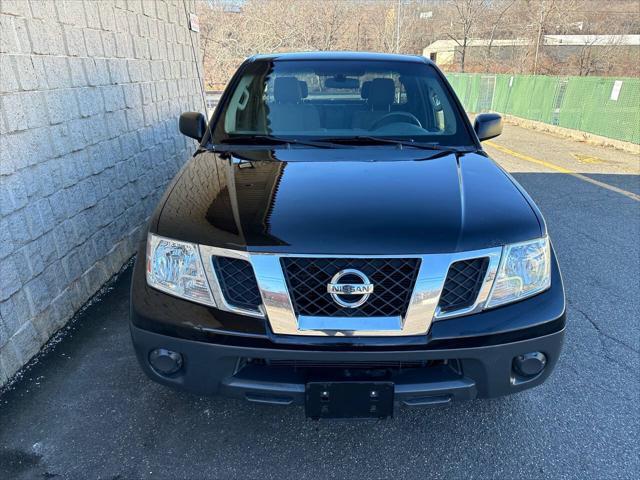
[305,381,394,419]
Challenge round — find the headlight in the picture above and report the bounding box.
[486,237,551,308]
[146,234,215,306]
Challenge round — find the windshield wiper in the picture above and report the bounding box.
[217,135,344,149]
[317,135,475,152]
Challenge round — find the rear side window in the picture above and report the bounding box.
[214,59,472,146]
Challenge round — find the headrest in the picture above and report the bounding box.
[369,78,395,109]
[274,77,301,103]
[361,80,371,99]
[298,80,308,99]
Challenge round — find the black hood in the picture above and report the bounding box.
[154,148,543,254]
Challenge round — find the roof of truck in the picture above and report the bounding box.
[249,51,432,64]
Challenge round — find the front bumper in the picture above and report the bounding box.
[131,324,564,404]
[131,242,566,405]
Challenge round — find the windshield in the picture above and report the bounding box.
[213,59,474,146]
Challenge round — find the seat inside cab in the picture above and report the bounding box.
[267,77,321,131]
[266,75,415,132]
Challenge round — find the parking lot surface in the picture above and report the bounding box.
[1,124,639,480]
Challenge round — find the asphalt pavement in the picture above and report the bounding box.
[1,124,638,480]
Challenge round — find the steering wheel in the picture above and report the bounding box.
[370,112,422,130]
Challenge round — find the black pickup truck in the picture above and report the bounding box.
[130,52,565,419]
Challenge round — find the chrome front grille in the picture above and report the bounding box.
[281,257,420,318]
[198,244,503,336]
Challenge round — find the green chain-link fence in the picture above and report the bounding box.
[446,73,640,144]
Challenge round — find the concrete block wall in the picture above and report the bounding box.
[0,0,204,386]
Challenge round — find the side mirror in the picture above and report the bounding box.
[474,113,503,142]
[179,112,206,141]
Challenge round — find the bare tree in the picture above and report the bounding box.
[196,0,640,87]
[485,0,517,59]
[530,0,558,74]
[445,0,490,72]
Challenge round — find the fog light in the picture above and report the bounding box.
[513,352,546,377]
[149,348,183,375]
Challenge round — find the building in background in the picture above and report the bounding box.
[424,38,529,65]
[424,35,640,74]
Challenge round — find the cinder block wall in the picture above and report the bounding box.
[0,0,204,386]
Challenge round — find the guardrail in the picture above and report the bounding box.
[446,73,640,144]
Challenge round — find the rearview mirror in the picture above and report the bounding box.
[179,112,206,141]
[474,113,503,142]
[325,75,360,89]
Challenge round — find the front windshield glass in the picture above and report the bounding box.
[213,59,473,146]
